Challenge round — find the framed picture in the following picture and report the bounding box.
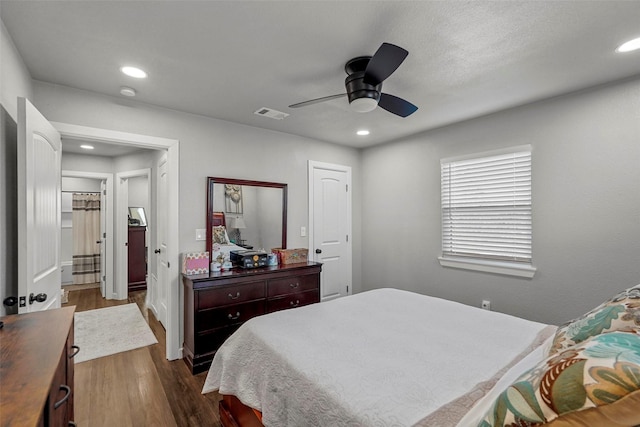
[224,184,243,214]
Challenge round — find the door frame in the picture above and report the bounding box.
[52,122,181,361]
[61,170,114,299]
[308,160,353,300]
[116,168,151,300]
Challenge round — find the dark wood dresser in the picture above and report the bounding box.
[128,226,147,291]
[0,306,77,426]
[182,261,322,374]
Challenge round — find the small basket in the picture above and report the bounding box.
[271,248,309,265]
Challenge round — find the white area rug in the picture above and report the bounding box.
[74,303,158,363]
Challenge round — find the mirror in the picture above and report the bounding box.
[207,177,287,264]
[128,207,147,226]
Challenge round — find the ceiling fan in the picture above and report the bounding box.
[289,42,418,118]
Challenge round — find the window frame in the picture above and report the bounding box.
[439,145,536,278]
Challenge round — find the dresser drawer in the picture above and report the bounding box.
[268,274,319,297]
[267,289,319,313]
[197,300,265,333]
[197,280,265,310]
[195,326,240,356]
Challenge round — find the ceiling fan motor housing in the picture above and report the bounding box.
[345,72,381,104]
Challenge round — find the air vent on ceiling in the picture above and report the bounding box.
[254,107,289,120]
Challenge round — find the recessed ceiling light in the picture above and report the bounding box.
[616,37,640,53]
[80,144,94,150]
[120,87,137,97]
[121,66,147,78]
[356,130,370,136]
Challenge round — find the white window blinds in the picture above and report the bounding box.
[441,148,532,264]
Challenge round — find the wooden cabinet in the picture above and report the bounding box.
[0,306,77,426]
[128,226,147,291]
[182,262,321,374]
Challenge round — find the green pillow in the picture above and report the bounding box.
[478,331,640,427]
[549,285,640,355]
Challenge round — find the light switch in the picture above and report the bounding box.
[300,226,306,237]
[195,229,206,241]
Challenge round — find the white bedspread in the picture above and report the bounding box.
[203,288,550,427]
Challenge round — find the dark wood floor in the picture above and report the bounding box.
[64,288,222,426]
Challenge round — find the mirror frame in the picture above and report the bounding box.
[206,177,288,264]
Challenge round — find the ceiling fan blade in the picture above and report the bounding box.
[378,93,418,117]
[288,93,346,108]
[363,43,408,86]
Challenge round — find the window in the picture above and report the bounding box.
[439,146,535,278]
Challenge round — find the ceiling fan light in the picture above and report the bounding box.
[350,97,378,113]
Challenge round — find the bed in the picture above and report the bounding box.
[202,286,640,427]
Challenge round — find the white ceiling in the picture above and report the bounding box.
[3,1,640,149]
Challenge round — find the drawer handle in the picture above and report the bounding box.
[54,384,71,409]
[69,345,80,359]
[290,300,300,307]
[228,312,241,320]
[289,283,299,289]
[228,292,241,300]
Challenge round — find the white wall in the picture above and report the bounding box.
[0,20,33,315]
[361,77,640,325]
[32,81,363,294]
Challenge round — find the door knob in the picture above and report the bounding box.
[3,296,18,307]
[29,293,47,304]
[96,240,102,244]
[154,249,161,254]
[315,249,322,254]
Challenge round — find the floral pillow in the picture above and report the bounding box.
[477,331,640,427]
[212,225,230,245]
[548,284,640,355]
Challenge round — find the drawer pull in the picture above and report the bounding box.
[69,345,80,359]
[228,292,241,300]
[228,312,241,320]
[54,384,71,409]
[290,300,300,307]
[289,283,299,289]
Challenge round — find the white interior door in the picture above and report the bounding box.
[17,97,62,312]
[309,161,352,302]
[156,154,168,327]
[116,173,129,299]
[99,180,107,297]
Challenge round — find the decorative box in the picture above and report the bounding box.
[181,251,210,275]
[271,248,309,265]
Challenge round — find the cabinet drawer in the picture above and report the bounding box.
[268,274,319,297]
[267,289,319,313]
[197,280,265,310]
[195,326,240,355]
[197,300,265,333]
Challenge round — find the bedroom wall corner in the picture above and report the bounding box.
[361,76,640,325]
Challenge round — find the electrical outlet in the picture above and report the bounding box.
[300,226,306,237]
[195,229,206,241]
[481,300,491,310]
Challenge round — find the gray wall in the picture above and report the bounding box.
[361,77,640,325]
[33,81,363,295]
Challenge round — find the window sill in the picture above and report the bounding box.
[438,256,536,278]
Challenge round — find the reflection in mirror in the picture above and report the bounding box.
[128,207,147,226]
[207,177,287,265]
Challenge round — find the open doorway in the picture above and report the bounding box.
[60,174,112,301]
[54,122,181,361]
